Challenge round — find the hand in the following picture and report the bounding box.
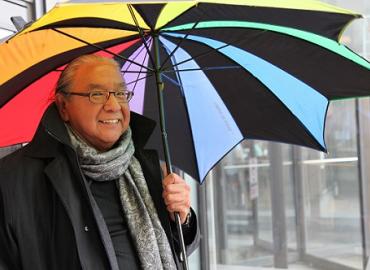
[162,173,191,224]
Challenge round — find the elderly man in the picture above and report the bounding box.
[0,55,199,270]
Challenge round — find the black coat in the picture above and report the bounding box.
[0,104,199,270]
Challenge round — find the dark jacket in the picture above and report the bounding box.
[0,104,199,270]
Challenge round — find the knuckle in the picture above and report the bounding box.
[166,194,173,202]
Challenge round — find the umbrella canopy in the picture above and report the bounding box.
[1,0,370,183]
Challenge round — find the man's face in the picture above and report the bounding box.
[58,62,130,151]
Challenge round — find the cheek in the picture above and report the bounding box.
[70,107,99,133]
[72,116,97,136]
[122,106,130,124]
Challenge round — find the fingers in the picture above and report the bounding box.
[162,173,176,186]
[162,173,191,224]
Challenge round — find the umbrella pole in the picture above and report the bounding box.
[153,34,189,270]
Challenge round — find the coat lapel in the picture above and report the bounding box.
[44,152,110,270]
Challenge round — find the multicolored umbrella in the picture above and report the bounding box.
[1,0,370,183]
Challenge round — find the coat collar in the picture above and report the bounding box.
[24,103,157,158]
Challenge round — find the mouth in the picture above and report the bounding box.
[99,119,121,124]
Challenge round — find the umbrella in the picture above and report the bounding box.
[1,0,370,182]
[1,1,370,267]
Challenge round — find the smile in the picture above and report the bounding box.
[99,119,121,124]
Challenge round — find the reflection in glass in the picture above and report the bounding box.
[0,28,13,39]
[207,140,297,267]
[301,101,362,269]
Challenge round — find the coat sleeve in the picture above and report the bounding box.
[0,173,21,269]
[170,208,200,256]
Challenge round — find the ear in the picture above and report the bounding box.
[55,94,70,122]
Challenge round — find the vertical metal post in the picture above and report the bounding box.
[292,146,307,261]
[269,143,288,268]
[153,34,189,270]
[355,98,367,270]
[215,166,228,264]
[199,181,210,270]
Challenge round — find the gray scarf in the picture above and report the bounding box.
[66,125,177,270]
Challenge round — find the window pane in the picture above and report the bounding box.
[301,100,362,269]
[0,1,30,32]
[206,140,297,268]
[0,28,13,39]
[303,162,361,268]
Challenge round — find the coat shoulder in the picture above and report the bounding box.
[0,145,44,182]
[0,145,47,210]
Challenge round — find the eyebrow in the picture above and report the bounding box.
[88,82,127,90]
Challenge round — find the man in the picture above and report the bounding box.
[0,55,199,269]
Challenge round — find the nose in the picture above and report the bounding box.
[103,92,122,112]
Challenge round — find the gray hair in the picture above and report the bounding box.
[55,54,121,94]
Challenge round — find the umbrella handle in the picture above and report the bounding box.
[174,212,189,268]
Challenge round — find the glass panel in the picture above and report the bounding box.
[206,140,297,268]
[0,28,13,39]
[301,100,362,269]
[45,0,58,12]
[210,141,273,266]
[0,1,30,31]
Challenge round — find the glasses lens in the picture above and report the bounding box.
[115,91,133,102]
[114,91,127,102]
[88,90,133,104]
[90,91,107,104]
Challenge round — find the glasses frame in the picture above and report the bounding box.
[60,90,134,104]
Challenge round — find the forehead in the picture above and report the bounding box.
[73,62,124,88]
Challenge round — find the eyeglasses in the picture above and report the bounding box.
[60,90,134,104]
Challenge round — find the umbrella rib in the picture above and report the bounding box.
[161,40,231,72]
[125,73,154,87]
[51,28,153,72]
[162,28,274,72]
[159,21,201,71]
[159,3,215,70]
[54,69,151,74]
[161,73,181,87]
[121,70,151,74]
[125,45,152,93]
[162,66,242,73]
[127,4,155,68]
[121,37,151,75]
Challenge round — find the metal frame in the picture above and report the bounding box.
[198,180,210,270]
[355,98,367,269]
[0,25,16,32]
[292,147,307,260]
[268,143,288,268]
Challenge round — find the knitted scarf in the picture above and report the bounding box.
[66,125,177,270]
